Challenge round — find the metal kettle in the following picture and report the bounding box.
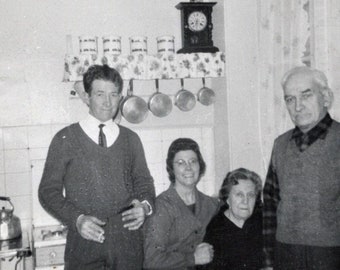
[0,196,22,240]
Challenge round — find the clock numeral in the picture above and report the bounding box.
[188,11,207,32]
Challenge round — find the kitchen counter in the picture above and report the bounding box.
[0,231,31,270]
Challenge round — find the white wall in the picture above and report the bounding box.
[0,0,226,127]
[222,0,264,179]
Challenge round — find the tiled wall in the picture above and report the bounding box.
[0,124,65,231]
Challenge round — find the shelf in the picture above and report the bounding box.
[63,52,225,82]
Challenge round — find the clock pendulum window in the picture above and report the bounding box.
[176,2,219,54]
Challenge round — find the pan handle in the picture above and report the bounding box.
[155,79,159,93]
[180,78,184,90]
[0,196,14,211]
[127,79,133,96]
[202,77,206,87]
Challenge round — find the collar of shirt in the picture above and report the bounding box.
[79,114,120,147]
[290,113,333,151]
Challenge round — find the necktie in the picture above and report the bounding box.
[98,124,107,147]
[299,134,309,152]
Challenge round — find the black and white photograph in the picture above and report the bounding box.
[0,1,339,269]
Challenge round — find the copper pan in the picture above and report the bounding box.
[120,80,148,124]
[197,78,216,106]
[174,79,196,111]
[148,79,172,117]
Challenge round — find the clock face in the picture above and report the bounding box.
[187,11,207,32]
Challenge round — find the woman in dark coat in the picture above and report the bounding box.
[200,168,263,270]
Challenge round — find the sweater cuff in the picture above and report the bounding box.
[141,200,153,216]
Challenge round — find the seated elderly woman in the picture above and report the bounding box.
[200,168,263,270]
[143,138,219,270]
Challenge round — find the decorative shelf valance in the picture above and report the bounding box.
[63,52,225,82]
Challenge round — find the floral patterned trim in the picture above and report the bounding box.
[63,52,225,81]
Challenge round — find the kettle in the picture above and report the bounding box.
[0,196,22,240]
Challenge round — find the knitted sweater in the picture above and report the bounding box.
[271,120,340,246]
[39,123,155,232]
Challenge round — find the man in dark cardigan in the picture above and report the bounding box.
[39,65,155,270]
[263,66,340,270]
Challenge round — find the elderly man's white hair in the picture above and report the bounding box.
[281,66,334,109]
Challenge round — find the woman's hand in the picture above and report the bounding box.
[194,242,214,265]
[121,199,148,230]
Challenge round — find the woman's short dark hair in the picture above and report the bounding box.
[166,138,206,183]
[83,64,123,95]
[219,168,262,203]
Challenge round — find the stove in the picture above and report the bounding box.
[31,160,67,269]
[33,225,67,248]
[32,225,67,268]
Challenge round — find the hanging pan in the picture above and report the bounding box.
[197,78,216,106]
[148,79,173,117]
[120,79,148,124]
[174,79,196,111]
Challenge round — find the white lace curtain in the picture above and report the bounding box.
[256,0,310,175]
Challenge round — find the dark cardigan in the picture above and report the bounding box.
[143,185,219,270]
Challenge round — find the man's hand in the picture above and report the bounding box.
[194,242,214,265]
[121,199,148,230]
[76,215,106,243]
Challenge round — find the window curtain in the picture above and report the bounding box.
[256,0,310,174]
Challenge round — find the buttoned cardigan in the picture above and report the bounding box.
[143,185,219,270]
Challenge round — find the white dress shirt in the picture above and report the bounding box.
[79,114,119,147]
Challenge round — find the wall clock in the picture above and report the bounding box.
[176,2,219,54]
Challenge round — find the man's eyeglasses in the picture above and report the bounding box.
[173,158,199,168]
